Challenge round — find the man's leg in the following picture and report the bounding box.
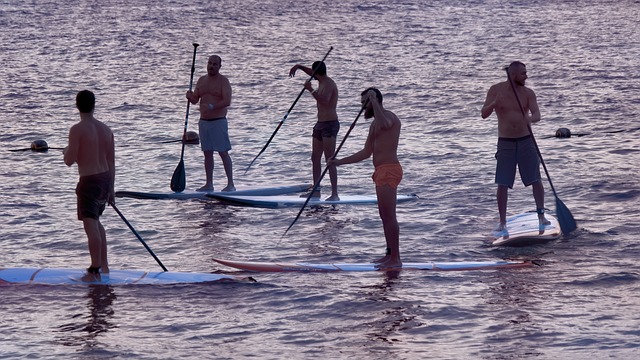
[322,136,339,201]
[497,184,508,230]
[219,151,235,191]
[532,180,550,225]
[308,138,323,198]
[198,150,215,191]
[375,184,401,268]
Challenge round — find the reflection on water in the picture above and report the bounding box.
[364,270,417,346]
[57,285,117,350]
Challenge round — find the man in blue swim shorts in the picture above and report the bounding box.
[481,61,550,233]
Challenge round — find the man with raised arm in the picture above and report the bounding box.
[481,61,550,235]
[64,90,115,280]
[329,88,403,269]
[289,60,340,201]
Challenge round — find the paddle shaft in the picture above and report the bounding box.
[505,70,560,198]
[284,101,368,236]
[244,46,334,174]
[111,203,168,272]
[180,43,200,160]
[170,43,199,192]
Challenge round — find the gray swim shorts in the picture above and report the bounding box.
[495,135,541,188]
[199,117,232,152]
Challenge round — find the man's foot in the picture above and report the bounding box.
[197,185,214,192]
[81,266,101,282]
[325,194,340,201]
[374,255,390,264]
[375,258,402,270]
[493,222,509,237]
[300,190,321,199]
[222,185,236,192]
[538,215,551,226]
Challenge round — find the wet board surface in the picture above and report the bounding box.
[213,258,532,272]
[115,183,309,200]
[208,193,419,208]
[490,211,562,246]
[0,267,252,285]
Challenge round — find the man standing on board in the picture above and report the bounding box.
[329,88,403,269]
[289,61,340,201]
[481,61,550,235]
[64,90,115,280]
[186,54,235,192]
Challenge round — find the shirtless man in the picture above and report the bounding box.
[64,90,115,280]
[186,54,235,192]
[289,61,340,201]
[481,61,550,234]
[329,88,402,269]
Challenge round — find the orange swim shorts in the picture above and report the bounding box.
[371,162,403,189]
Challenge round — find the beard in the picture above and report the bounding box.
[515,79,525,86]
[364,107,374,119]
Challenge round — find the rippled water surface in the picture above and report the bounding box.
[1,0,639,359]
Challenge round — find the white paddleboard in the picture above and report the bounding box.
[115,183,309,200]
[0,267,253,285]
[490,211,562,246]
[208,193,419,208]
[213,258,532,272]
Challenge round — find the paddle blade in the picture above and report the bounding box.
[170,160,186,193]
[555,197,577,234]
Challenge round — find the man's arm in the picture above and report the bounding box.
[211,78,232,110]
[107,132,116,203]
[526,90,541,124]
[63,126,79,166]
[333,127,374,166]
[186,77,203,104]
[289,64,313,77]
[481,86,497,119]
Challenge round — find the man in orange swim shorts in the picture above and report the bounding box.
[329,87,403,269]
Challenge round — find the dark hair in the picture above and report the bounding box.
[507,61,526,72]
[76,90,95,113]
[312,61,327,76]
[361,87,383,103]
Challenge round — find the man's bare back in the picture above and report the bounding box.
[64,117,114,177]
[315,76,339,122]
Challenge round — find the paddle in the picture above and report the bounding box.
[170,42,200,193]
[244,46,334,174]
[111,203,168,272]
[283,100,369,236]
[506,68,577,234]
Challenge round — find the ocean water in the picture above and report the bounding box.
[1,0,639,359]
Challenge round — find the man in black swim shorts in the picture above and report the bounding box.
[289,60,341,201]
[64,90,115,280]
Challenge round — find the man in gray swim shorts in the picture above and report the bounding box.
[481,61,550,233]
[186,55,235,192]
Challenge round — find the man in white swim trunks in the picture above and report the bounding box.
[186,54,235,192]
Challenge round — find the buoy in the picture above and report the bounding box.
[182,131,200,145]
[555,128,571,138]
[30,139,49,152]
